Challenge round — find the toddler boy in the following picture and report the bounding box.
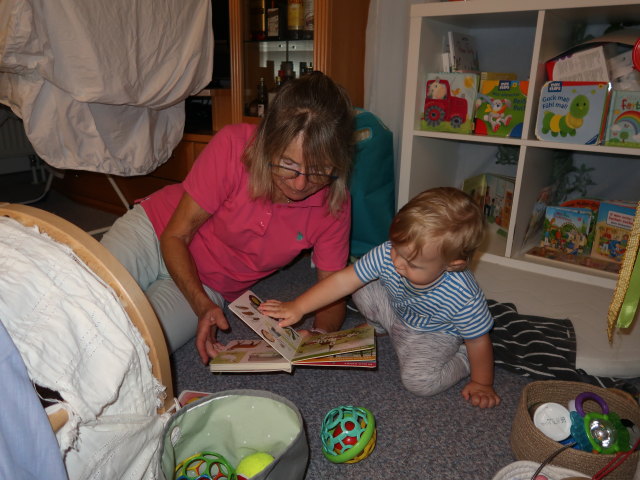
[260,187,500,408]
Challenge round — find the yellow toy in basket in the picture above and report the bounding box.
[236,452,274,479]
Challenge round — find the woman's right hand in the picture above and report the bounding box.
[195,303,230,364]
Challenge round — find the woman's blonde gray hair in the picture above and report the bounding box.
[243,72,354,215]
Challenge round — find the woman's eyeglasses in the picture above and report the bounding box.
[270,164,337,185]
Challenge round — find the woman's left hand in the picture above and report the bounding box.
[195,303,230,363]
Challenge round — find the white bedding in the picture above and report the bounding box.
[0,216,170,479]
[0,0,213,175]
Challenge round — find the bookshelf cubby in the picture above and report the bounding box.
[398,0,640,289]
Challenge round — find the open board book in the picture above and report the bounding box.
[210,290,376,373]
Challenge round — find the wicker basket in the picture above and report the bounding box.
[510,380,640,480]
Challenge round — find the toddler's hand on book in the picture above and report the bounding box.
[259,300,303,327]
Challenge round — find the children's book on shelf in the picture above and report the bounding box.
[591,201,636,264]
[539,206,594,256]
[559,198,601,254]
[534,81,611,145]
[603,90,640,148]
[474,79,529,138]
[422,72,479,134]
[545,30,640,89]
[480,72,517,82]
[525,245,621,277]
[446,31,479,73]
[545,44,617,82]
[462,173,515,235]
[209,290,376,373]
[522,185,555,248]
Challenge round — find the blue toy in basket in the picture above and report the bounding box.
[569,392,631,455]
[320,405,376,464]
[174,451,234,480]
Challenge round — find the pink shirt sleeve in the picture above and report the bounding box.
[183,124,254,214]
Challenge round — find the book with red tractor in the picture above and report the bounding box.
[422,72,479,134]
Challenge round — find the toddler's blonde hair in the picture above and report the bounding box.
[390,187,485,265]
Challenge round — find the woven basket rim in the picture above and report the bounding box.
[511,380,639,480]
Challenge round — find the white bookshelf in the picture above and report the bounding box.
[398,0,640,290]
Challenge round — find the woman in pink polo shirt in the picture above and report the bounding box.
[101,72,354,363]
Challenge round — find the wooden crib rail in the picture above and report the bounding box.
[0,203,174,431]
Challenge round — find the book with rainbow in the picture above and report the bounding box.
[603,90,640,148]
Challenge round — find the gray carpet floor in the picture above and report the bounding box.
[171,254,533,479]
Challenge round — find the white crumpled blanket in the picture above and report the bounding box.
[0,216,170,479]
[0,0,213,175]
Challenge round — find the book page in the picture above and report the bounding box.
[551,46,611,82]
[229,290,303,362]
[292,325,375,363]
[209,339,292,373]
[294,347,377,368]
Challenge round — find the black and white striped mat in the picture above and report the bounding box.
[487,300,638,396]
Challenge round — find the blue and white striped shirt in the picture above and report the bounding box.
[353,241,493,339]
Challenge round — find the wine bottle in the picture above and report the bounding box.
[267,0,284,40]
[303,0,314,40]
[256,77,268,117]
[250,0,267,41]
[287,0,303,40]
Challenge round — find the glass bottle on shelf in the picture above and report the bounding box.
[257,77,268,117]
[303,0,313,40]
[268,76,282,105]
[242,0,314,121]
[287,0,304,40]
[278,61,295,84]
[267,0,285,40]
[249,0,267,41]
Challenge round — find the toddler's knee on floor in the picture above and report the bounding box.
[400,374,447,397]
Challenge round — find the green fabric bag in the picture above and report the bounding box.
[350,109,395,259]
[160,389,308,480]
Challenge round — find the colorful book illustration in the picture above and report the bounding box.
[422,72,479,134]
[534,81,610,145]
[540,206,594,256]
[603,90,640,148]
[559,198,601,254]
[210,290,376,373]
[462,173,515,234]
[474,79,528,138]
[591,201,636,264]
